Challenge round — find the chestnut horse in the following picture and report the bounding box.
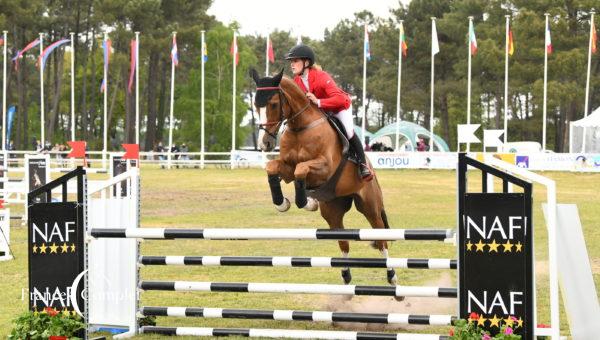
[251,69,398,288]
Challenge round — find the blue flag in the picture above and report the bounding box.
[6,106,15,148]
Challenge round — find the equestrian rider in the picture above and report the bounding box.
[285,44,373,181]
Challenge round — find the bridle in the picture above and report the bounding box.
[255,86,314,139]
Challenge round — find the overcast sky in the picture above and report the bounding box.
[207,0,406,40]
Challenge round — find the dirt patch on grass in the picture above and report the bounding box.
[320,273,456,332]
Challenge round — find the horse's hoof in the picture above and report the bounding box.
[341,269,352,284]
[304,197,318,211]
[387,269,398,285]
[275,198,291,212]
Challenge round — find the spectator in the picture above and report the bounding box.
[180,143,189,161]
[416,138,427,152]
[364,137,372,152]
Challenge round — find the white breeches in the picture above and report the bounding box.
[331,104,354,139]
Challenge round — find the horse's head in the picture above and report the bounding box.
[250,68,284,151]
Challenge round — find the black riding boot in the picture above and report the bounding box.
[349,134,373,181]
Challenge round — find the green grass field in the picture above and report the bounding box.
[1,166,599,339]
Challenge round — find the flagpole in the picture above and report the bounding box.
[504,15,510,145]
[361,23,367,147]
[39,33,44,148]
[201,30,206,169]
[135,31,140,146]
[542,13,549,152]
[430,17,436,154]
[582,10,595,153]
[168,31,176,170]
[2,31,7,150]
[231,31,237,169]
[70,32,75,141]
[395,21,403,152]
[265,33,269,76]
[467,16,473,152]
[103,32,108,169]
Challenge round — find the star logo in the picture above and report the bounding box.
[49,243,59,254]
[517,317,524,328]
[39,243,47,254]
[70,243,76,252]
[488,240,500,253]
[489,314,501,328]
[475,240,486,252]
[32,244,38,253]
[466,240,473,251]
[477,315,487,326]
[504,315,514,326]
[60,243,69,253]
[515,241,523,252]
[502,240,513,252]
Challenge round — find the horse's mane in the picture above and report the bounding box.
[279,76,310,105]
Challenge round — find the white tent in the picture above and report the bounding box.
[570,107,600,153]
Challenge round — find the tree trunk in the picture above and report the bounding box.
[156,57,168,144]
[107,69,122,150]
[144,50,160,151]
[47,50,66,142]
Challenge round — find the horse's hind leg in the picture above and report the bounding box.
[320,197,353,284]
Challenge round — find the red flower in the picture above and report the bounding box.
[504,327,514,335]
[469,312,479,320]
[449,328,454,336]
[44,307,58,317]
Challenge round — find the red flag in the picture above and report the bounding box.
[0,38,4,46]
[122,144,139,162]
[128,40,137,93]
[230,35,239,66]
[267,37,275,63]
[0,199,4,209]
[67,141,86,158]
[592,20,597,54]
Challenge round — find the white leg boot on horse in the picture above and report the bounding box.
[266,159,294,212]
[293,158,327,211]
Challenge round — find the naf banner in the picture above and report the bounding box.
[459,193,533,339]
[28,202,85,316]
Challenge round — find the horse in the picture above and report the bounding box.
[250,68,399,290]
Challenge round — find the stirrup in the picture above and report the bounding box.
[359,163,373,182]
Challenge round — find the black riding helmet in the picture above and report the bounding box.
[285,44,315,67]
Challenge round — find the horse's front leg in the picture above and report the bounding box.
[266,159,294,212]
[293,157,327,210]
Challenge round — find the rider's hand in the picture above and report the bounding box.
[306,92,318,106]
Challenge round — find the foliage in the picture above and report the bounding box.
[8,308,84,339]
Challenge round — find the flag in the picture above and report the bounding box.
[432,20,440,55]
[545,22,553,54]
[400,22,408,57]
[122,143,140,161]
[508,29,515,56]
[469,21,478,55]
[202,41,208,63]
[128,39,138,93]
[171,34,179,66]
[6,106,15,147]
[39,38,70,70]
[267,37,275,63]
[364,24,371,61]
[230,34,239,66]
[67,141,86,158]
[592,19,597,54]
[0,38,3,46]
[100,39,111,92]
[12,38,40,70]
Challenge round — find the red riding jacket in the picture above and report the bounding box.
[293,68,351,113]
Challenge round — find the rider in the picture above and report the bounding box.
[285,44,372,181]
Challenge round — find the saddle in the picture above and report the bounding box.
[306,114,358,202]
